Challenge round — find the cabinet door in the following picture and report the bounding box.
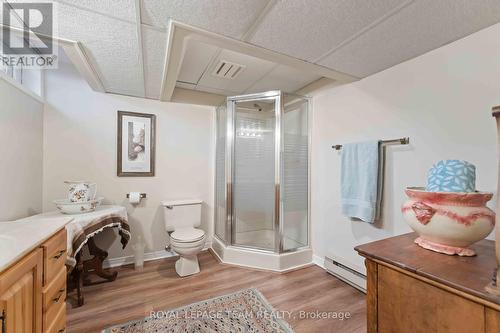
[0,249,43,333]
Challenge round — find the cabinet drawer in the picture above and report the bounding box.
[486,307,500,333]
[42,229,67,286]
[378,265,484,332]
[44,301,66,333]
[43,267,66,330]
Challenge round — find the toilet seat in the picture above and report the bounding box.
[170,227,205,243]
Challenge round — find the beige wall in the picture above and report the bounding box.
[0,78,44,220]
[43,61,215,260]
[311,22,500,272]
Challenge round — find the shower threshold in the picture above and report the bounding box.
[211,236,313,272]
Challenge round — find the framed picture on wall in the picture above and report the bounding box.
[117,111,156,177]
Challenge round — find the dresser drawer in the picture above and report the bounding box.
[44,301,66,333]
[378,265,484,332]
[42,229,67,286]
[43,266,66,330]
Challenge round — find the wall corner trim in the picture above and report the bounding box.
[312,254,326,269]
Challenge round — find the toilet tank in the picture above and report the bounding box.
[162,199,203,232]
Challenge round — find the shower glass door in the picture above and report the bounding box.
[215,105,227,243]
[228,92,281,251]
[282,95,309,251]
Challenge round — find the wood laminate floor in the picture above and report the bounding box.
[67,251,366,333]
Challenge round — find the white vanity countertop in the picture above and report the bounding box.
[0,215,74,272]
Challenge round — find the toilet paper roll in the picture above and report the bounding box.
[129,192,141,204]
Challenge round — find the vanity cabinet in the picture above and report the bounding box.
[0,248,43,333]
[356,233,500,333]
[0,228,67,333]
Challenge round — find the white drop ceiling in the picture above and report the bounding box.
[2,0,500,100]
[140,0,269,38]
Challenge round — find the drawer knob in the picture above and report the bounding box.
[53,250,66,260]
[58,327,66,333]
[53,289,65,303]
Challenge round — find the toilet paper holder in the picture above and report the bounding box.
[126,193,147,199]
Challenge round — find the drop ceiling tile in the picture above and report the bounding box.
[245,65,321,94]
[177,40,219,84]
[197,49,275,93]
[319,0,500,77]
[141,0,269,38]
[142,27,166,99]
[55,2,145,97]
[250,0,406,62]
[54,0,137,22]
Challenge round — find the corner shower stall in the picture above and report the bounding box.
[213,90,312,271]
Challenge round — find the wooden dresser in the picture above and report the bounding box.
[355,232,500,333]
[0,228,67,333]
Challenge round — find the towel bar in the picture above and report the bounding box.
[332,137,410,150]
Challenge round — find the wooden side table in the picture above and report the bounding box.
[64,206,131,307]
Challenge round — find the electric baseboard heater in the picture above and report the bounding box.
[325,256,367,293]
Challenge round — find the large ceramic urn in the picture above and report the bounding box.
[402,187,495,256]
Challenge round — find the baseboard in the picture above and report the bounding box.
[103,249,176,268]
[103,238,213,269]
[312,254,325,269]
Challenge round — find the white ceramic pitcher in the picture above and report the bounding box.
[65,181,97,202]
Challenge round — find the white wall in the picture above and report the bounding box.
[43,61,215,260]
[311,22,500,272]
[0,77,44,220]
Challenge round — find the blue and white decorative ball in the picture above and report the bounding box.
[426,160,476,193]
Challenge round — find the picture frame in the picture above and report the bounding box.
[117,111,156,177]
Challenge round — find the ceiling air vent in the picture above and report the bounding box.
[211,60,246,79]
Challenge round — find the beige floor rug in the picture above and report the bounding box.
[102,288,294,333]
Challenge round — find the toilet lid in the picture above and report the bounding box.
[171,227,205,242]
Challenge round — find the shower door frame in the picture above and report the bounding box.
[227,90,282,252]
[217,90,310,254]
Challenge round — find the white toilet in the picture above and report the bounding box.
[162,199,206,277]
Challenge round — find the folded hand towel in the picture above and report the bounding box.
[341,141,381,223]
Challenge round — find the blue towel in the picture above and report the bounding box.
[341,141,380,223]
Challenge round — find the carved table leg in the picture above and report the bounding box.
[83,238,118,282]
[70,235,121,307]
[74,252,84,306]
